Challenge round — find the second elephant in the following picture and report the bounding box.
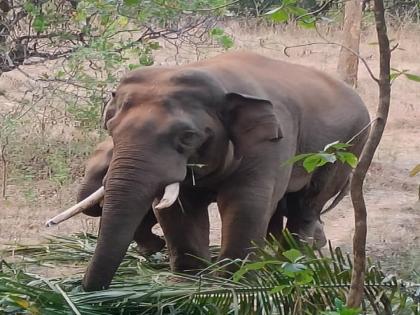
[77,136,165,256]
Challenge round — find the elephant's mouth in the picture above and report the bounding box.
[45,182,180,227]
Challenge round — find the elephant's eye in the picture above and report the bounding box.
[120,99,134,110]
[175,130,201,154]
[180,131,198,146]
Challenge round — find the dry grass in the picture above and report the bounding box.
[0,21,419,277]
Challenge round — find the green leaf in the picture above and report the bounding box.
[116,16,129,27]
[33,15,46,33]
[295,270,314,284]
[123,0,138,6]
[233,260,282,281]
[319,153,337,163]
[390,68,411,82]
[323,141,340,152]
[128,63,141,70]
[404,73,420,82]
[334,297,344,310]
[100,14,110,26]
[139,54,154,66]
[302,153,336,173]
[73,10,87,22]
[56,70,65,78]
[210,27,224,36]
[303,154,326,173]
[265,6,283,15]
[209,28,234,50]
[390,72,403,81]
[409,164,420,177]
[282,0,298,5]
[270,9,289,23]
[219,35,234,49]
[284,153,314,165]
[324,141,352,151]
[148,42,160,50]
[297,18,316,29]
[282,262,307,275]
[336,152,358,168]
[23,2,37,14]
[282,249,303,263]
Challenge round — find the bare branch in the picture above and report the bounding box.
[282,27,380,83]
[195,0,240,12]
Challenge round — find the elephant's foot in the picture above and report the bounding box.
[135,235,166,257]
[299,220,327,249]
[312,221,327,249]
[169,253,210,273]
[286,219,327,249]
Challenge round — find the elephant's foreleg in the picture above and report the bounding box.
[154,190,211,272]
[285,162,353,249]
[133,210,165,256]
[217,179,276,265]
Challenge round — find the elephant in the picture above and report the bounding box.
[77,136,165,256]
[79,51,370,291]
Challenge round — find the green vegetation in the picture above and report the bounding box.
[1,233,418,314]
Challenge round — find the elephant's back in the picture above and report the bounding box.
[197,51,370,149]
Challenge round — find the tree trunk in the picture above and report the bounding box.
[337,0,363,87]
[347,0,391,308]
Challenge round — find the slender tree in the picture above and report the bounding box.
[347,0,391,307]
[337,0,363,86]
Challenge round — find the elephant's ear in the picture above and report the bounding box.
[224,92,283,159]
[102,92,117,130]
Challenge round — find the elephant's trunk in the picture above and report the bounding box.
[82,152,158,291]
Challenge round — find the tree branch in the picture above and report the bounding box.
[347,0,391,308]
[283,37,379,83]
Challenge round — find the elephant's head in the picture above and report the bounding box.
[82,67,282,291]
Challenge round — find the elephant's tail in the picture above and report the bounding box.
[320,178,350,215]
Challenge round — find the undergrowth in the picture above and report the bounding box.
[1,232,419,314]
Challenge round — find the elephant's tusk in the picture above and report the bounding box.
[45,186,105,227]
[153,183,180,210]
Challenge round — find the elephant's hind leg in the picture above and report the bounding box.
[286,162,352,249]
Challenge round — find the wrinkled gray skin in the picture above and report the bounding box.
[82,51,370,291]
[77,137,165,256]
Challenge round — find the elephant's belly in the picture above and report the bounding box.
[286,166,312,193]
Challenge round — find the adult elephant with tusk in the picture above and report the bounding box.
[79,51,369,291]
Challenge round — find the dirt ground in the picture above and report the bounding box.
[1,23,419,277]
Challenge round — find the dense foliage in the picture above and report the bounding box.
[1,233,419,314]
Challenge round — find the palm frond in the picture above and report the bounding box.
[1,231,419,314]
